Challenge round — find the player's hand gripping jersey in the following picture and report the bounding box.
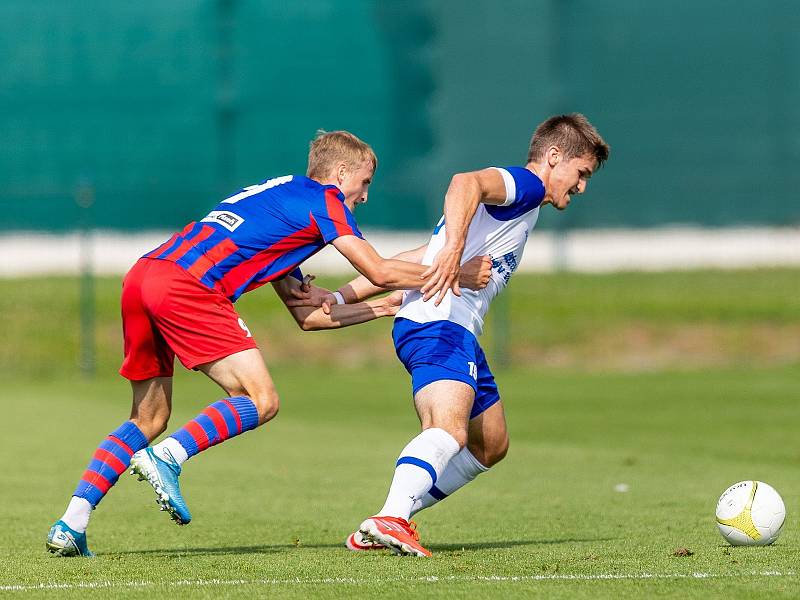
[397,167,545,335]
[145,175,363,302]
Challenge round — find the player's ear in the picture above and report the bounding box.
[337,163,348,183]
[547,146,561,168]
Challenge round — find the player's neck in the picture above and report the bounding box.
[526,162,547,185]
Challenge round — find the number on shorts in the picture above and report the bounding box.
[238,318,252,338]
[467,361,478,380]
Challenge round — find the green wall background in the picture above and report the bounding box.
[2,1,798,232]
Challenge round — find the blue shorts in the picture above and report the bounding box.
[392,318,500,419]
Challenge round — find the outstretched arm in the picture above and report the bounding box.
[331,236,494,306]
[284,246,492,311]
[331,235,453,302]
[336,247,492,304]
[421,168,511,300]
[271,277,401,331]
[336,244,429,303]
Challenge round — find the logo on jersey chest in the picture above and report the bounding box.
[491,251,519,284]
[202,210,244,232]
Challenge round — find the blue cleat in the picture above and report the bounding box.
[46,520,95,557]
[130,447,192,525]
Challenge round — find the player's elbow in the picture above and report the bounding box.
[295,309,334,331]
[450,172,470,187]
[294,313,321,331]
[299,317,323,331]
[365,264,392,288]
[450,171,480,194]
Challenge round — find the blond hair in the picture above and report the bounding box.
[306,130,377,180]
[527,113,610,168]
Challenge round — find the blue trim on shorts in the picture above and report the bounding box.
[393,318,501,419]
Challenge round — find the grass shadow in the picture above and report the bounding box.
[110,542,342,556]
[110,537,615,557]
[429,537,617,552]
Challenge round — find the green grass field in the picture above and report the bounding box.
[1,270,798,598]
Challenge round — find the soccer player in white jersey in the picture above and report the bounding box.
[300,114,610,556]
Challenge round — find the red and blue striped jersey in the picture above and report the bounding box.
[144,175,362,301]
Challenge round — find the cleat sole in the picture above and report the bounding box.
[46,541,85,558]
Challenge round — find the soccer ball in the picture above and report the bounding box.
[715,480,786,546]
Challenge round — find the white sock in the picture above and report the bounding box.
[151,437,189,466]
[410,446,489,516]
[377,428,461,521]
[60,496,92,533]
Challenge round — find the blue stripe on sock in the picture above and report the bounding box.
[75,483,104,506]
[98,438,134,464]
[72,421,148,508]
[111,421,148,450]
[86,459,122,484]
[215,401,240,436]
[227,396,259,431]
[172,429,199,458]
[195,413,222,445]
[396,456,437,484]
[166,397,259,461]
[428,484,448,500]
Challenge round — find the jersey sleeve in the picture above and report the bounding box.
[485,166,546,220]
[286,267,303,281]
[312,188,364,243]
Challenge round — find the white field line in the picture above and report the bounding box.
[1,571,796,591]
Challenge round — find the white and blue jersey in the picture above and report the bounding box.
[393,166,545,417]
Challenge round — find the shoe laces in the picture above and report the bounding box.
[160,449,181,474]
[377,516,421,541]
[407,520,420,542]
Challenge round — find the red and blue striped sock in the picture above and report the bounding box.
[167,396,260,461]
[73,420,148,508]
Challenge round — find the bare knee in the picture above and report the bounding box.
[468,434,509,468]
[424,424,468,449]
[489,434,510,466]
[242,387,279,425]
[451,427,469,449]
[131,411,170,442]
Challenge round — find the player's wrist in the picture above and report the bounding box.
[332,290,345,305]
[375,298,397,318]
[337,286,361,304]
[442,238,465,253]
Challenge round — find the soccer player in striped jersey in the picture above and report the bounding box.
[311,115,609,556]
[46,130,490,557]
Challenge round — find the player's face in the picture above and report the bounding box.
[337,162,374,211]
[543,152,597,210]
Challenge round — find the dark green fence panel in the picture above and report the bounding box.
[2,1,798,232]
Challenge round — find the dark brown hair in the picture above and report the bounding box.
[527,113,609,168]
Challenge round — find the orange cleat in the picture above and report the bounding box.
[345,530,387,552]
[358,516,431,557]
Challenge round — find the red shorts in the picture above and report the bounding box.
[119,258,258,380]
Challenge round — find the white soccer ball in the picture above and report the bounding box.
[715,480,786,546]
